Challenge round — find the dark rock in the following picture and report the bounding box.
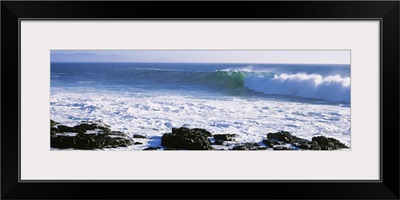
[57,125,76,133]
[213,134,236,141]
[133,134,147,139]
[172,127,191,134]
[296,142,311,149]
[192,128,213,137]
[231,143,265,150]
[50,134,76,149]
[292,139,318,149]
[51,127,59,136]
[50,120,59,127]
[231,146,247,150]
[267,131,296,143]
[310,145,321,150]
[170,127,212,137]
[312,136,348,150]
[73,123,111,133]
[262,138,283,147]
[295,138,310,144]
[143,147,160,150]
[134,142,143,145]
[108,131,126,136]
[164,147,181,150]
[162,127,213,150]
[214,140,224,145]
[51,122,132,150]
[307,141,322,150]
[273,146,288,150]
[262,139,274,148]
[51,132,133,150]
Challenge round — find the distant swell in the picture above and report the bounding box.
[244,73,350,103]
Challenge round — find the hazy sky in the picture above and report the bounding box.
[51,50,350,64]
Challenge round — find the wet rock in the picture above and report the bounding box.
[231,146,247,150]
[161,127,213,150]
[294,142,311,149]
[295,138,310,144]
[262,139,280,148]
[50,120,59,127]
[311,136,348,150]
[192,128,213,137]
[51,133,133,150]
[231,143,265,150]
[57,125,76,133]
[267,131,296,143]
[310,145,322,150]
[133,134,147,139]
[134,142,143,145]
[108,131,126,136]
[171,127,191,134]
[214,140,224,145]
[170,127,212,137]
[51,127,59,136]
[50,121,133,150]
[73,122,111,133]
[213,134,236,141]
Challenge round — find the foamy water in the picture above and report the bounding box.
[50,89,351,150]
[51,62,351,150]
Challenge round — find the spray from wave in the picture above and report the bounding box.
[244,73,350,103]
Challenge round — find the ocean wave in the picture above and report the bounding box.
[244,73,350,103]
[53,64,351,103]
[161,69,350,103]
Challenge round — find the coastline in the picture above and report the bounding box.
[50,120,349,151]
[51,90,351,148]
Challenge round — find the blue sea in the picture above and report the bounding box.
[51,63,351,149]
[51,63,350,103]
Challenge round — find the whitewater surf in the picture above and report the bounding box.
[51,62,351,149]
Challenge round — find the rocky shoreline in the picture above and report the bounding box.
[50,120,349,150]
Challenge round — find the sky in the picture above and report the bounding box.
[51,50,350,64]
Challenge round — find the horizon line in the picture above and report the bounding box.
[50,61,351,65]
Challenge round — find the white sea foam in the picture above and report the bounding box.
[244,73,350,103]
[50,89,351,150]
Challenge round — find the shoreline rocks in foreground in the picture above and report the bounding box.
[50,120,134,150]
[161,127,213,150]
[50,120,349,151]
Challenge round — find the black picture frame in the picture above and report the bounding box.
[1,1,399,199]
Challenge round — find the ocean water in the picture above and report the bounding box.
[51,63,351,149]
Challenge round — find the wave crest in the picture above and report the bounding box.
[244,73,350,103]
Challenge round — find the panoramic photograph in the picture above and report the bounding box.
[50,50,351,151]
